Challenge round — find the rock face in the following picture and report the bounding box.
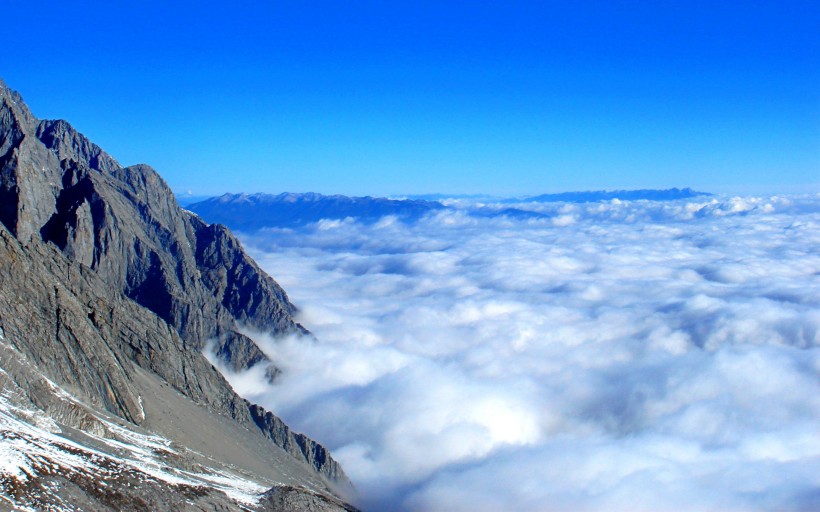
[0,78,355,511]
[259,486,360,512]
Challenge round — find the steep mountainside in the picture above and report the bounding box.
[0,79,356,511]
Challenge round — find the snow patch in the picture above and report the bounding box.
[0,379,270,508]
[137,394,145,421]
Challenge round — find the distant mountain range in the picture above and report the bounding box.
[187,192,445,230]
[507,187,711,203]
[187,188,711,230]
[399,188,711,203]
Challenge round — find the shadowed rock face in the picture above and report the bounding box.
[259,485,361,512]
[0,78,354,510]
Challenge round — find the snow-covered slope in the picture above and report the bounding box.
[0,337,355,511]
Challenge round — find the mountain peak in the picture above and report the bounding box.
[36,117,121,173]
[0,78,37,137]
[0,78,355,510]
[0,77,23,104]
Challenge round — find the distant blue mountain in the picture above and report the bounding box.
[506,187,711,203]
[470,207,548,220]
[188,188,712,231]
[399,193,499,202]
[187,192,445,230]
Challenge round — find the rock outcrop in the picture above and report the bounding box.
[0,78,355,511]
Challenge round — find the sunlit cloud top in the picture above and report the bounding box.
[207,194,820,511]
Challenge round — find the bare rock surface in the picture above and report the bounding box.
[0,78,356,511]
[259,486,361,512]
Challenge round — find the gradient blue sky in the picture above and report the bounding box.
[4,1,818,196]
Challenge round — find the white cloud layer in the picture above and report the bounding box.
[216,194,820,511]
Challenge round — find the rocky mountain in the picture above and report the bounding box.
[0,78,357,511]
[187,192,444,230]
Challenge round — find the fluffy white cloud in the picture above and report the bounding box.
[215,194,820,511]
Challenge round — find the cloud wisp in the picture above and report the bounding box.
[211,194,820,511]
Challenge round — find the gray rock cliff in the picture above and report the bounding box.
[0,78,355,511]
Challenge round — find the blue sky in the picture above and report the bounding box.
[4,1,818,196]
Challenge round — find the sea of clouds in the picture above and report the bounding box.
[209,194,820,511]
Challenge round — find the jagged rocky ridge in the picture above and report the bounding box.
[0,79,355,510]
